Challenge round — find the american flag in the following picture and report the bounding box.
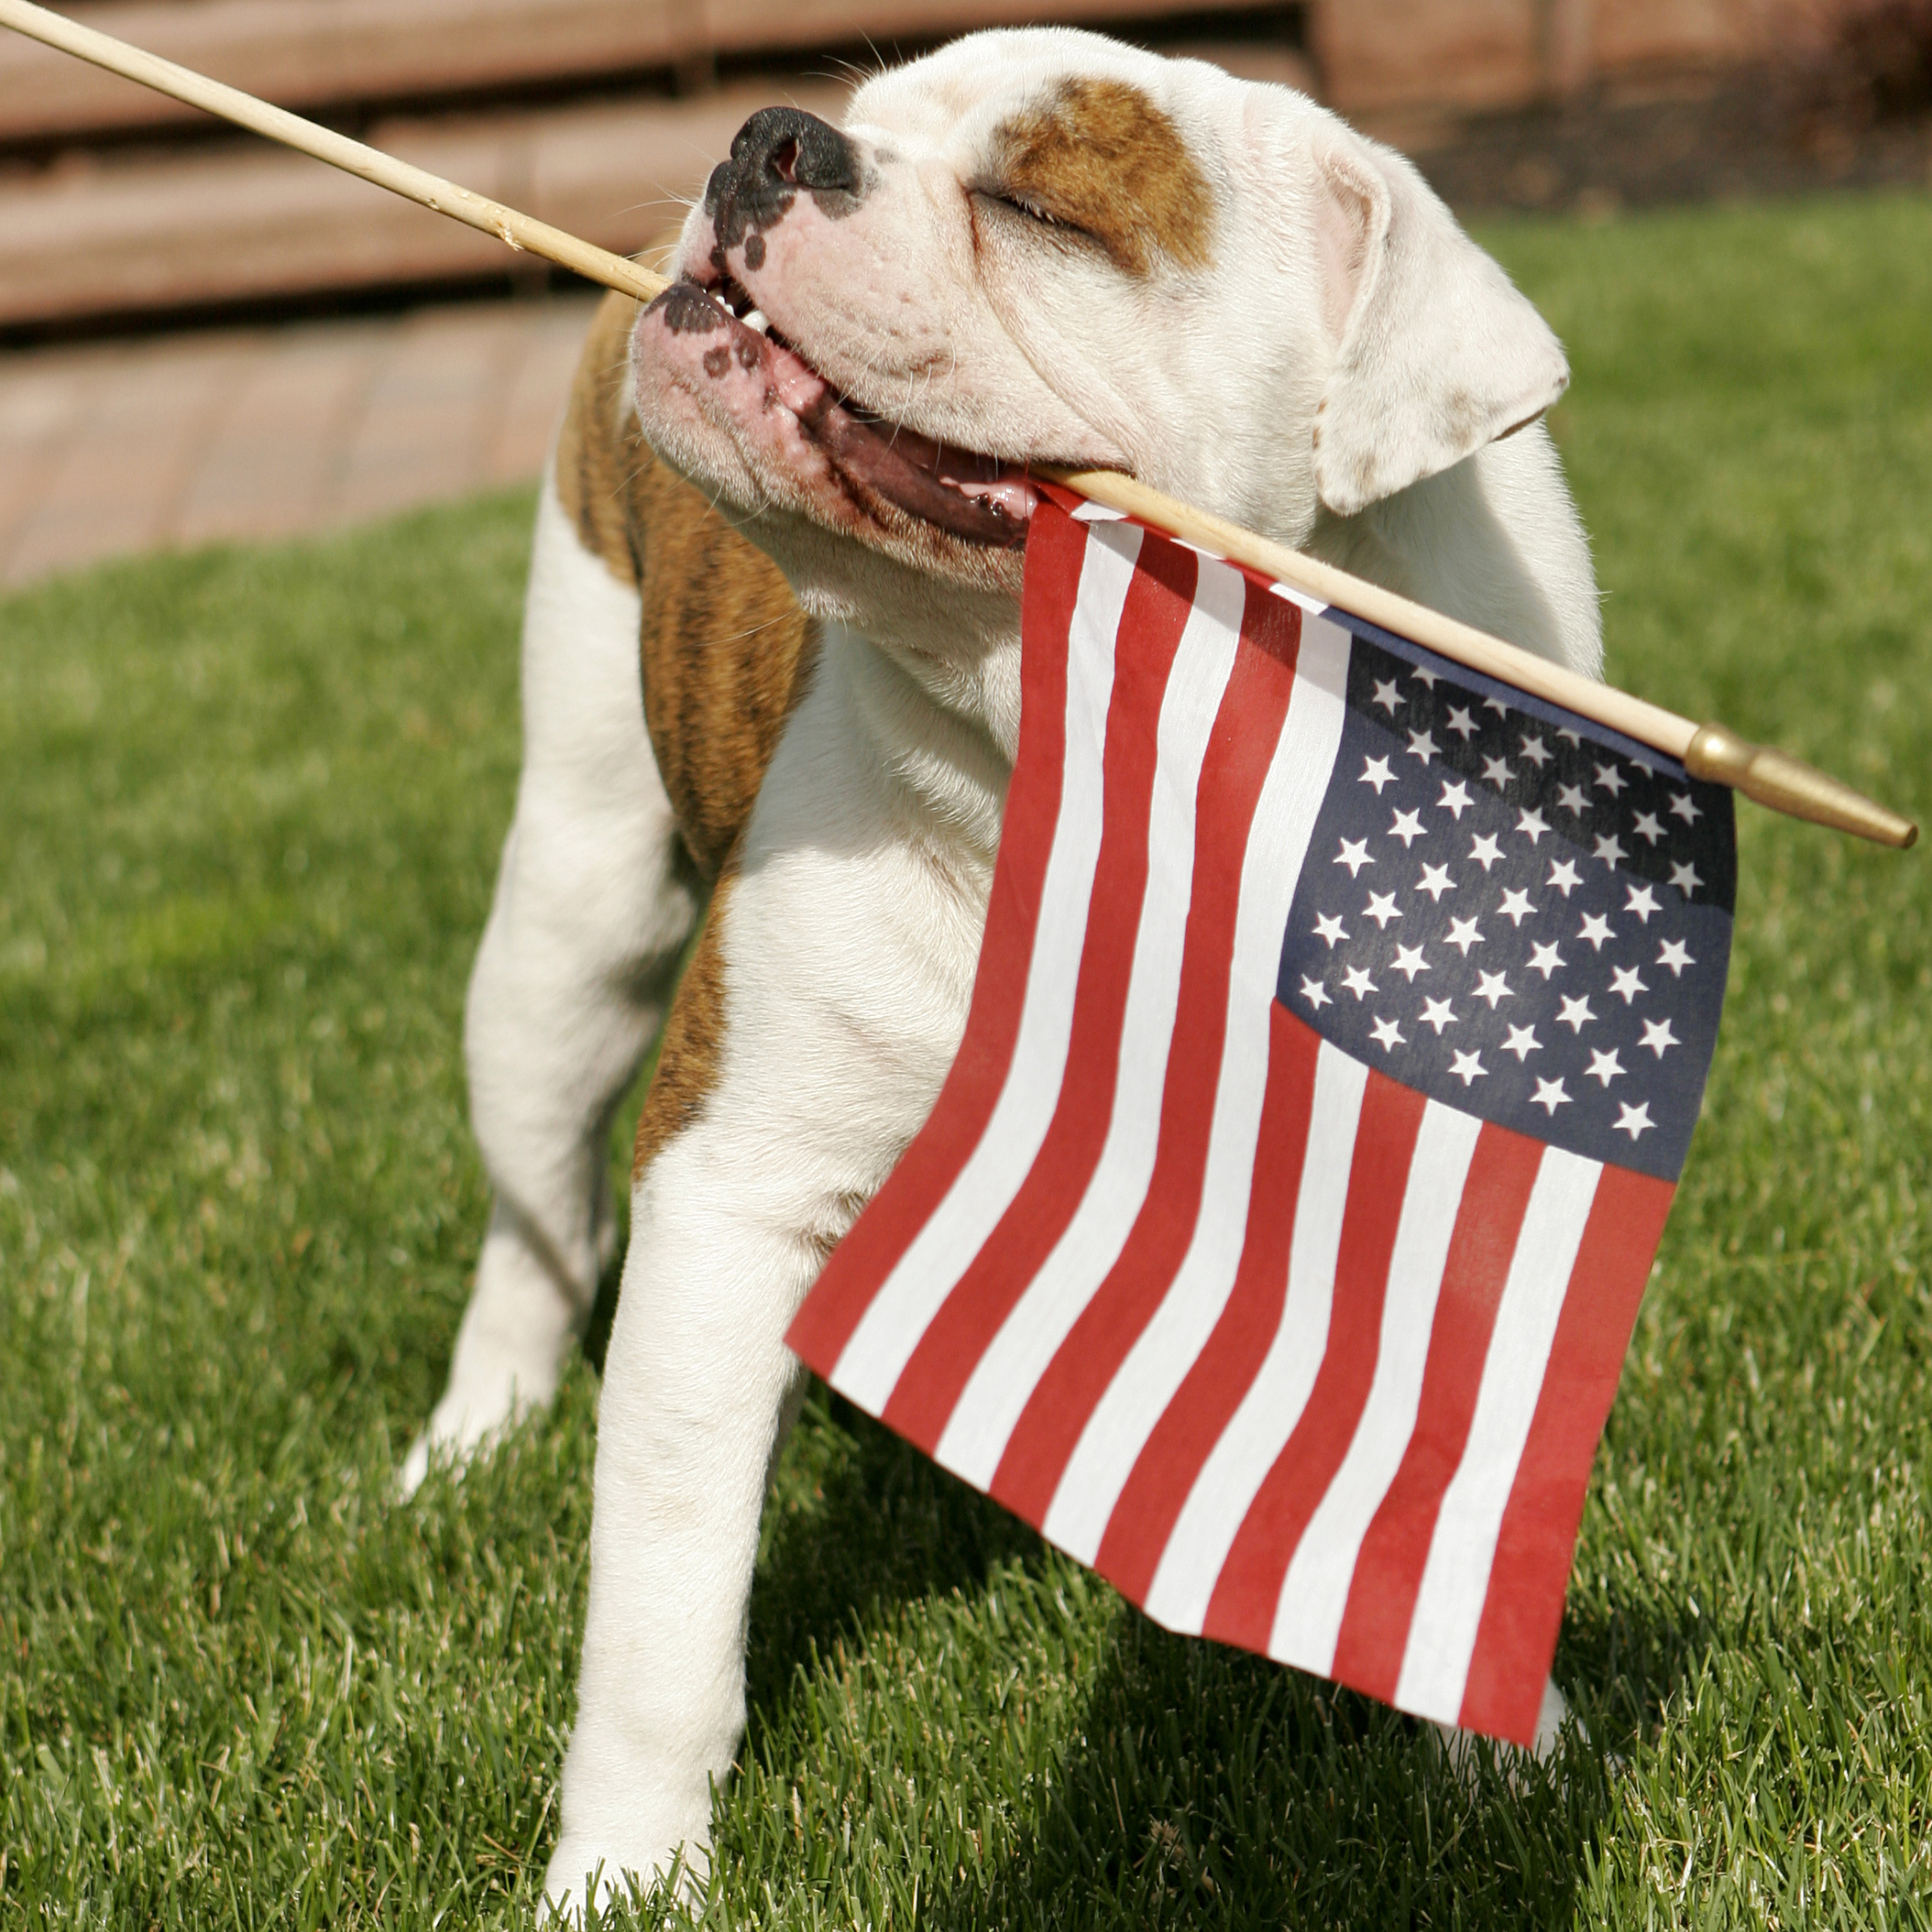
[788,491,1733,1745]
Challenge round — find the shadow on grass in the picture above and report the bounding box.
[736,1395,1643,1928]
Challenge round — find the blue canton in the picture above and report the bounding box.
[1277,616,1734,1182]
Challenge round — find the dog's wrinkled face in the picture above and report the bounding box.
[631,29,1569,634]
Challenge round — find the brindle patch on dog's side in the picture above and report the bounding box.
[987,77,1214,275]
[631,867,734,1183]
[554,292,818,882]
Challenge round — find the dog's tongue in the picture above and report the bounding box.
[765,325,1037,545]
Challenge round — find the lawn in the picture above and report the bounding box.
[2,191,1929,1928]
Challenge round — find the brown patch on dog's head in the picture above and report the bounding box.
[987,77,1212,276]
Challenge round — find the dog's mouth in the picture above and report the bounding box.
[648,275,1044,548]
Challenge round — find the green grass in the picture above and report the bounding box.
[2,190,1929,1928]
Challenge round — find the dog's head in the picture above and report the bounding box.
[631,30,1569,633]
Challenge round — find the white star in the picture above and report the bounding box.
[1445,916,1484,957]
[1631,810,1665,845]
[1528,941,1564,979]
[1417,863,1455,903]
[1388,808,1427,848]
[1614,1101,1655,1140]
[1406,729,1438,763]
[1369,1013,1406,1052]
[1670,860,1702,897]
[1449,1049,1487,1087]
[1481,754,1512,790]
[1587,1048,1625,1088]
[1299,975,1331,1010]
[1656,937,1694,976]
[1392,943,1431,982]
[1519,733,1552,768]
[1517,808,1550,844]
[1364,891,1402,929]
[1502,1024,1541,1062]
[1372,677,1402,714]
[1436,779,1472,819]
[1469,833,1504,872]
[1556,727,1581,746]
[1609,964,1648,1004]
[1314,911,1349,948]
[1342,964,1378,1000]
[1473,970,1513,1010]
[1484,696,1510,717]
[1593,833,1626,869]
[1419,996,1458,1034]
[1498,887,1537,927]
[1335,837,1374,877]
[1594,762,1628,796]
[1640,1017,1680,1056]
[1624,884,1661,923]
[1445,705,1478,740]
[1669,789,1701,823]
[1410,665,1438,688]
[1359,754,1395,794]
[1532,1078,1572,1115]
[1578,911,1615,950]
[1557,783,1589,816]
[1558,995,1596,1033]
[1546,859,1581,897]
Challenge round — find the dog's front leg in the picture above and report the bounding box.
[541,651,996,1915]
[541,1114,818,1912]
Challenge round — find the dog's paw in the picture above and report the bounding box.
[1432,1675,1571,1792]
[540,1838,705,1925]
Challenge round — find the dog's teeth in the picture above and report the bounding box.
[743,309,769,335]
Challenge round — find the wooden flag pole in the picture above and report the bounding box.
[1,0,1917,850]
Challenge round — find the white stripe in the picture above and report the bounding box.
[1268,1099,1484,1674]
[1393,1147,1604,1725]
[831,523,1141,1406]
[934,556,1249,1486]
[1141,1040,1369,1633]
[1040,619,1353,1562]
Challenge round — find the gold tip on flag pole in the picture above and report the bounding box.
[1,0,1918,852]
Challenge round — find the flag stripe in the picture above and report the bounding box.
[782,502,1091,1373]
[1045,611,1354,1568]
[1202,1069,1431,1653]
[1140,1037,1367,1632]
[1329,1120,1546,1705]
[1093,1001,1323,1598]
[1393,1145,1604,1725]
[879,534,1205,1451]
[824,523,1140,1407]
[928,556,1247,1479]
[1456,1163,1674,1741]
[990,586,1302,1525]
[1268,1098,1486,1676]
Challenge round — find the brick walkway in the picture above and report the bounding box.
[0,292,600,588]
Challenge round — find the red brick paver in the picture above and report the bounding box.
[0,292,600,588]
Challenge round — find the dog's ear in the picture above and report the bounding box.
[1309,126,1569,517]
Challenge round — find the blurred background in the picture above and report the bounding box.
[2,0,1928,584]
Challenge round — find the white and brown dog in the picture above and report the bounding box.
[397,27,1602,1913]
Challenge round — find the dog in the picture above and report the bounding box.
[398,28,1603,1913]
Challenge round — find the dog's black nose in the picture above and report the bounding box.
[705,107,865,251]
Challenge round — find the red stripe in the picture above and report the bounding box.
[1092,1002,1323,1601]
[1456,1164,1674,1745]
[990,586,1302,1525]
[1327,1123,1546,1706]
[1201,1071,1430,1653]
[786,501,1087,1375]
[876,537,1202,1451]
